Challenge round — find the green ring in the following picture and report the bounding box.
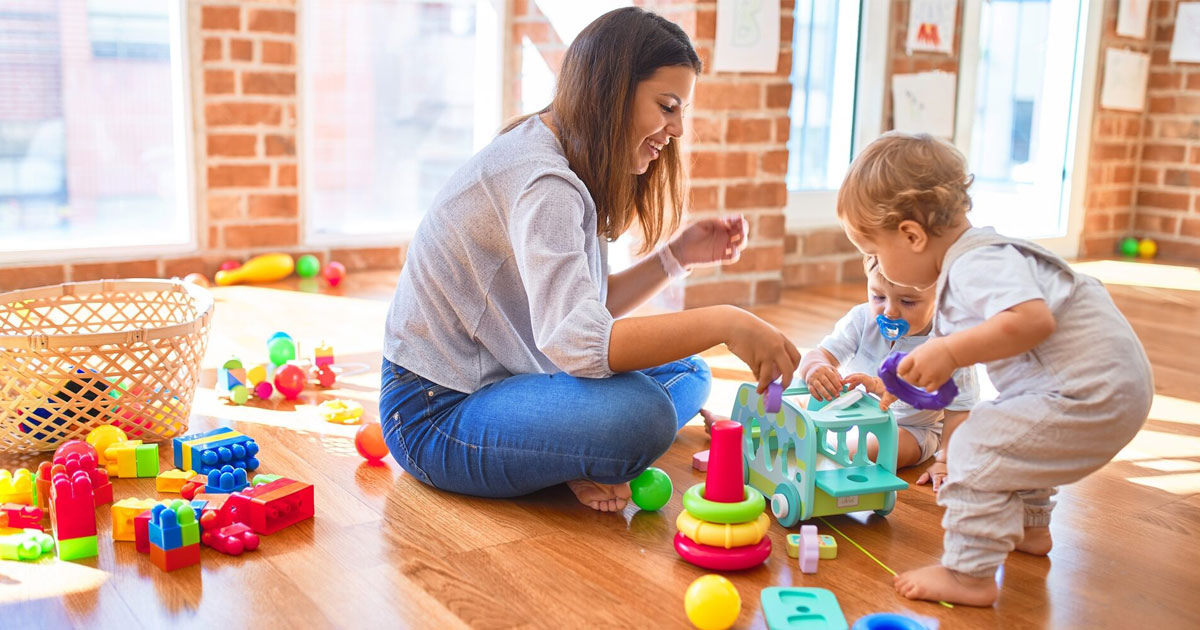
[682,483,765,524]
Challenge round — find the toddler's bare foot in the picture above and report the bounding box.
[894,565,998,607]
[566,480,631,512]
[1015,526,1053,555]
[699,408,727,435]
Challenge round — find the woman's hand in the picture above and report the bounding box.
[669,215,748,268]
[724,309,800,393]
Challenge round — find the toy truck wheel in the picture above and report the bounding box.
[874,491,896,517]
[770,483,802,528]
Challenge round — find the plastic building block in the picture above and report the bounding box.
[787,533,800,559]
[818,534,837,559]
[761,587,848,630]
[112,498,158,542]
[52,450,112,506]
[0,468,33,505]
[56,534,99,561]
[798,524,819,574]
[85,425,128,466]
[173,427,261,475]
[150,540,200,572]
[204,465,249,494]
[0,528,55,562]
[217,477,314,535]
[135,443,159,477]
[180,474,208,500]
[33,462,52,511]
[201,522,260,556]
[156,468,195,493]
[692,449,710,472]
[318,399,363,424]
[1,504,43,531]
[134,509,153,553]
[103,441,158,478]
[148,500,199,552]
[251,473,282,487]
[50,470,96,542]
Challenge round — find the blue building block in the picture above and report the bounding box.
[173,427,261,475]
[148,500,199,552]
[204,465,249,494]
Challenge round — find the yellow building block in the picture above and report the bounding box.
[105,441,144,478]
[0,469,33,505]
[112,498,159,542]
[156,469,195,493]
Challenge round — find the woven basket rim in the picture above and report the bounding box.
[0,278,214,350]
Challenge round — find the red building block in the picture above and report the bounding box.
[50,470,97,541]
[1,503,43,530]
[34,462,52,512]
[201,522,260,555]
[217,477,313,535]
[134,509,153,554]
[53,451,112,507]
[180,474,208,500]
[150,541,199,572]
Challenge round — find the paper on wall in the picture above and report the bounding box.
[906,0,957,55]
[1117,0,1151,39]
[1100,48,1150,112]
[713,0,781,73]
[1169,2,1200,63]
[891,71,957,139]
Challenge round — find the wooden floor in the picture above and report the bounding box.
[2,260,1200,629]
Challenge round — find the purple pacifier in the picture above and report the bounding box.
[878,352,958,410]
[876,314,910,341]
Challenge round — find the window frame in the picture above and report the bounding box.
[0,0,197,265]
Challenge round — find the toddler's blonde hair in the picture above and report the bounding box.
[838,132,973,236]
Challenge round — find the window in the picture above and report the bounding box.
[0,0,192,260]
[957,0,1094,248]
[303,0,501,240]
[785,0,888,228]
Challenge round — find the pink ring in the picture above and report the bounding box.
[674,531,772,571]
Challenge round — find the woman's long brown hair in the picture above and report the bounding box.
[503,7,701,252]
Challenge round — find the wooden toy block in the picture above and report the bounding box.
[0,468,33,505]
[798,524,819,574]
[1,504,43,531]
[0,528,55,561]
[314,343,333,368]
[150,541,199,572]
[52,451,112,506]
[50,470,96,543]
[818,534,837,559]
[112,498,159,542]
[218,358,246,395]
[173,427,260,475]
[204,465,249,494]
[786,533,800,558]
[218,477,314,535]
[148,500,199,552]
[156,469,195,493]
[202,522,260,556]
[692,449,710,472]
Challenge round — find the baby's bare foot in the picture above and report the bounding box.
[1015,526,1053,555]
[894,565,998,607]
[566,480,631,512]
[699,408,727,435]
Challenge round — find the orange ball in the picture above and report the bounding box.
[183,273,211,288]
[355,422,389,462]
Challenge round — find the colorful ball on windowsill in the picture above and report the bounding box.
[1138,238,1157,259]
[1119,237,1139,258]
[321,261,346,287]
[296,254,321,278]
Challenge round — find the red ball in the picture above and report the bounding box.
[219,260,240,271]
[54,439,97,463]
[274,364,307,400]
[355,422,389,462]
[321,261,346,287]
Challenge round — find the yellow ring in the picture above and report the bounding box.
[676,511,770,549]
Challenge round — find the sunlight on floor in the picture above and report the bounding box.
[1073,260,1200,292]
[1145,394,1200,427]
[0,558,109,605]
[1126,472,1200,495]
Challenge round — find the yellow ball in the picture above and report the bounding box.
[85,425,128,464]
[1138,238,1157,259]
[684,575,740,630]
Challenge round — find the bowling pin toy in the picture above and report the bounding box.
[215,253,296,286]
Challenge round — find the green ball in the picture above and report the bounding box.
[230,384,250,405]
[296,254,321,278]
[630,467,673,511]
[1119,237,1139,257]
[268,336,296,366]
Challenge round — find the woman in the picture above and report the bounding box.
[381,8,799,512]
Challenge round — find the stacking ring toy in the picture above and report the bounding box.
[875,314,909,341]
[676,511,769,549]
[877,352,958,411]
[851,613,929,630]
[682,483,765,524]
[674,531,772,571]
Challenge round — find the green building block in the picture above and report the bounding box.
[181,520,200,547]
[0,529,55,561]
[761,587,847,630]
[56,535,98,561]
[135,443,160,477]
[252,473,283,487]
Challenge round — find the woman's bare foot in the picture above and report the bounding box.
[1015,526,1053,555]
[699,408,727,435]
[566,480,631,512]
[894,565,998,607]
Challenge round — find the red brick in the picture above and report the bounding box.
[207,133,256,157]
[1193,147,1200,164]
[683,280,752,309]
[208,195,242,220]
[0,264,65,291]
[724,245,784,273]
[203,38,222,61]
[765,82,792,108]
[248,194,298,219]
[161,257,208,280]
[1154,22,1174,43]
[780,16,794,44]
[512,22,553,45]
[243,72,295,95]
[783,259,842,287]
[691,151,754,178]
[754,213,785,240]
[1164,168,1200,188]
[1081,236,1118,258]
[1137,190,1191,210]
[327,247,404,271]
[1134,212,1180,234]
[777,49,792,77]
[248,9,295,34]
[201,6,239,31]
[1156,120,1200,140]
[841,256,868,283]
[801,229,856,256]
[208,165,270,188]
[689,117,724,143]
[262,41,294,65]
[754,279,782,304]
[1112,165,1135,184]
[761,150,788,175]
[1156,239,1200,260]
[785,234,798,254]
[1151,48,1170,65]
[696,9,716,39]
[1139,167,1161,185]
[689,185,719,211]
[1182,218,1200,239]
[1189,72,1200,90]
[206,103,281,127]
[230,38,253,61]
[1142,143,1187,162]
[727,118,771,143]
[1148,71,1182,89]
[223,223,299,249]
[71,260,158,282]
[1092,142,1130,160]
[1150,95,1200,114]
[775,117,790,143]
[265,134,295,156]
[726,182,787,209]
[694,82,761,110]
[277,163,298,187]
[1084,210,1110,234]
[205,69,235,94]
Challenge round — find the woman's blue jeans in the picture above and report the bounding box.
[378,356,711,498]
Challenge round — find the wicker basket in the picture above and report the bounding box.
[0,279,213,453]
